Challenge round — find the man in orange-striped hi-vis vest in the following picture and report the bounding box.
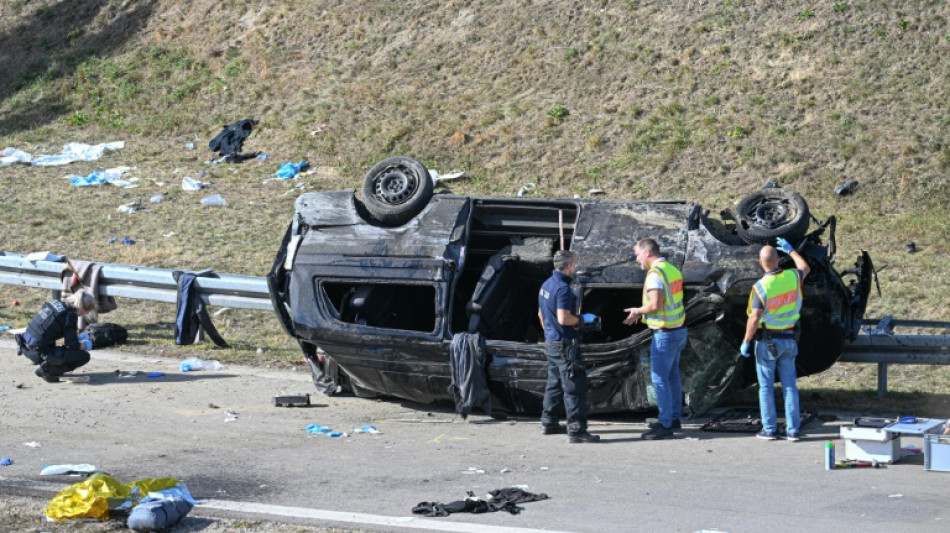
[623,238,687,441]
[741,237,811,442]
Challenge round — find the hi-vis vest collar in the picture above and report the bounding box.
[642,259,685,329]
[748,269,802,330]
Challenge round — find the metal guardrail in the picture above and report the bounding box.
[840,318,950,397]
[3,251,950,397]
[0,252,273,311]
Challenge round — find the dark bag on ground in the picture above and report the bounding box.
[84,322,128,348]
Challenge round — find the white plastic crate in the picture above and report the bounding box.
[924,434,950,472]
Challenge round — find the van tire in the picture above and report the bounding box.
[361,156,433,226]
[735,188,810,244]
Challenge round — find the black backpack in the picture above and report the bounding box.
[85,322,128,348]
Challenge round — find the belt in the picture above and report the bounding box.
[656,326,684,332]
[759,328,795,338]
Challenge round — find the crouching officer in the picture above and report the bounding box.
[741,237,810,441]
[15,291,95,383]
[537,250,600,443]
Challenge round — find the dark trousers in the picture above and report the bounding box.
[541,339,589,434]
[22,345,90,376]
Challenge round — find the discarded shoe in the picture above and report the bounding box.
[642,425,675,440]
[541,424,567,435]
[756,430,777,440]
[568,431,601,443]
[34,365,60,383]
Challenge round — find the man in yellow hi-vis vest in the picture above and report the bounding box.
[623,238,687,440]
[741,237,810,441]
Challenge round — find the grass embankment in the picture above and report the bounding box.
[1,1,948,415]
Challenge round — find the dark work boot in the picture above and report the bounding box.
[568,431,601,443]
[14,334,25,356]
[34,365,60,383]
[642,425,675,440]
[649,419,683,432]
[541,424,567,435]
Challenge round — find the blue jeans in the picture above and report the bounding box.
[650,327,688,428]
[541,339,589,433]
[755,337,800,433]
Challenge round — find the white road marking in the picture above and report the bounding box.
[200,499,575,533]
[0,478,572,533]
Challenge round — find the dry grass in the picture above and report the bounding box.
[1,1,948,401]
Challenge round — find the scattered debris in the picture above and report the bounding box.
[179,356,224,372]
[275,161,310,179]
[146,372,165,378]
[835,180,858,196]
[40,464,103,476]
[351,425,381,435]
[224,409,239,422]
[107,237,136,245]
[0,457,12,466]
[116,201,141,214]
[310,124,328,135]
[150,194,164,203]
[306,424,331,434]
[430,170,466,187]
[517,182,536,197]
[200,194,227,207]
[1,147,32,165]
[23,442,41,448]
[462,467,486,474]
[906,242,917,253]
[67,167,137,188]
[589,188,605,195]
[273,394,311,407]
[31,141,124,167]
[182,176,210,191]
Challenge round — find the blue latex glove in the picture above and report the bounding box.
[581,313,598,324]
[740,341,751,357]
[775,237,795,254]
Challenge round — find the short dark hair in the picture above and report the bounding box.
[553,250,576,271]
[635,238,660,256]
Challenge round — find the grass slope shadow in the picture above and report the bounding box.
[0,0,157,135]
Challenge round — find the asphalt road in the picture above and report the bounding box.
[1,338,948,533]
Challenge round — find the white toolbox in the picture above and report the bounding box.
[841,426,901,464]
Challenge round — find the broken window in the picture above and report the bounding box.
[321,282,437,333]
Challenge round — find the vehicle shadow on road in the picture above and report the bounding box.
[62,371,235,386]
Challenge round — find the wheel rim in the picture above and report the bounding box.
[373,167,418,205]
[747,199,792,229]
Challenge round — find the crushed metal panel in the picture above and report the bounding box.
[296,192,469,261]
[571,201,691,284]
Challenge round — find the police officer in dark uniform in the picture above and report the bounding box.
[537,250,600,443]
[15,291,95,383]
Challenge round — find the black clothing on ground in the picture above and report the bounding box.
[173,271,228,347]
[412,488,549,517]
[448,332,492,418]
[19,300,90,377]
[209,118,258,157]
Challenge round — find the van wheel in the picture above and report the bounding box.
[361,156,433,226]
[735,188,810,244]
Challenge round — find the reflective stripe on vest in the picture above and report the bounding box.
[642,260,685,328]
[747,269,802,330]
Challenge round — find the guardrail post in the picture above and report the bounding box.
[877,362,888,397]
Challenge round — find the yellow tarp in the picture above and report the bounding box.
[45,473,181,521]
